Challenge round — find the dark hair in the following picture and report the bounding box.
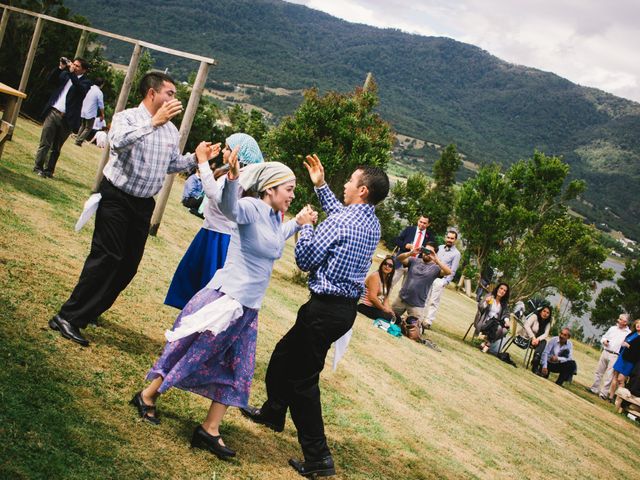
[94,77,105,88]
[74,57,90,70]
[356,165,389,205]
[536,306,552,334]
[139,71,175,97]
[378,255,395,297]
[492,282,510,306]
[447,230,458,239]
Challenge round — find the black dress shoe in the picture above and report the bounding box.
[288,456,336,477]
[129,391,160,425]
[240,405,284,432]
[48,314,89,347]
[190,425,236,459]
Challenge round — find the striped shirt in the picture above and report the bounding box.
[296,184,380,299]
[103,104,195,198]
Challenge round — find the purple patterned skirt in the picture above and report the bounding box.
[147,288,258,407]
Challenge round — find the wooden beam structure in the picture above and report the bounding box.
[0,2,216,235]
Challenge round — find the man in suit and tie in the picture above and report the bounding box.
[33,57,92,178]
[392,215,432,286]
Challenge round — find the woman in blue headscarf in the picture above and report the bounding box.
[165,133,264,309]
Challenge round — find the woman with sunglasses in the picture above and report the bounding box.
[357,255,396,321]
[165,133,263,310]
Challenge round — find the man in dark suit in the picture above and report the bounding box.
[33,57,92,178]
[392,215,432,285]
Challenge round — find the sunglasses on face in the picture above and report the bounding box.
[382,262,394,267]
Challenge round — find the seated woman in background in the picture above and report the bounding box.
[357,255,396,321]
[608,318,640,401]
[474,282,510,353]
[518,305,552,373]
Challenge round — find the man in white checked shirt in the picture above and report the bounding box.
[49,72,217,347]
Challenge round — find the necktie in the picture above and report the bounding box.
[413,230,423,256]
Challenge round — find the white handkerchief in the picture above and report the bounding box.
[332,328,353,371]
[165,294,243,342]
[74,193,102,232]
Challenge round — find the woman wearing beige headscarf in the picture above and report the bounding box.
[130,144,317,459]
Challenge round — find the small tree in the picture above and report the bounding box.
[263,80,394,212]
[591,260,640,328]
[456,151,612,313]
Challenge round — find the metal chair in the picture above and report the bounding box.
[500,301,534,368]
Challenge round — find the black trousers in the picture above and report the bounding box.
[547,360,577,385]
[261,294,357,461]
[59,178,155,328]
[357,302,393,321]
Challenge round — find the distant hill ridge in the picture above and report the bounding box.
[65,0,640,238]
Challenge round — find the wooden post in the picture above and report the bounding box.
[363,72,373,91]
[149,60,210,236]
[74,29,89,59]
[92,43,142,192]
[0,8,10,49]
[10,16,43,130]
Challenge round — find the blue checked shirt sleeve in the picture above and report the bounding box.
[295,218,340,272]
[315,184,344,216]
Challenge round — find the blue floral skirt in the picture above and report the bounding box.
[148,288,258,407]
[164,228,231,310]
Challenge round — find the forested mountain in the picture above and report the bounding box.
[63,0,640,238]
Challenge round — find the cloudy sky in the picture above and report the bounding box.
[286,0,640,103]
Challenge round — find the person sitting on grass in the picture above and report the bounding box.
[357,255,396,321]
[540,327,577,386]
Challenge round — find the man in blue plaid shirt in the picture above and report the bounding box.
[242,154,389,478]
[49,72,217,347]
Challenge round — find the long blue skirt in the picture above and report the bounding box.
[148,288,258,407]
[164,228,231,310]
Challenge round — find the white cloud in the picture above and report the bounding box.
[286,0,640,102]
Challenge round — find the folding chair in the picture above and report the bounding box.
[500,301,534,368]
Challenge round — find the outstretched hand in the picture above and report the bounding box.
[304,154,326,188]
[296,205,318,226]
[227,146,242,180]
[195,142,221,164]
[152,99,183,127]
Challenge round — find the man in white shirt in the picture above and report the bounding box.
[589,313,630,398]
[75,78,105,146]
[422,230,461,330]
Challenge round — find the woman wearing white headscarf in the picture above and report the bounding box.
[131,144,317,460]
[165,133,264,309]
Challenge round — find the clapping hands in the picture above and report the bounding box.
[195,142,221,164]
[296,204,318,226]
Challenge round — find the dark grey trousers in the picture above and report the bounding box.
[34,109,71,174]
[75,117,95,145]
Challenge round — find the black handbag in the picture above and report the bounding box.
[513,335,530,349]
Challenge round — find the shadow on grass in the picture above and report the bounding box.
[0,296,161,480]
[89,317,166,358]
[0,163,73,206]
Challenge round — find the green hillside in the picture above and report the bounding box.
[61,0,640,238]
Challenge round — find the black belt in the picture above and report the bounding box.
[604,349,619,355]
[310,292,358,305]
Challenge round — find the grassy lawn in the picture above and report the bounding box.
[1,119,638,479]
